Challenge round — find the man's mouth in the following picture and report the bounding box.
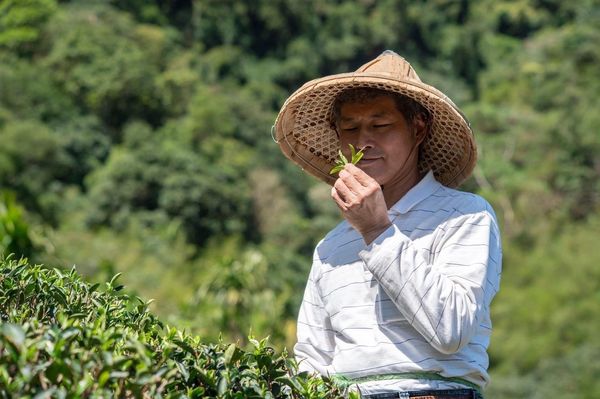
[359,157,381,163]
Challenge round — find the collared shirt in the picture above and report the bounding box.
[294,171,502,394]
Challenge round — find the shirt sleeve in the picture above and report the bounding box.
[293,254,336,375]
[359,206,502,355]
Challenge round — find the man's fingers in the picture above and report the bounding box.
[344,163,381,198]
[331,185,355,211]
[338,169,363,195]
[344,163,377,187]
[331,186,347,210]
[332,179,355,206]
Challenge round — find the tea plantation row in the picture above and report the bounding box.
[0,257,351,398]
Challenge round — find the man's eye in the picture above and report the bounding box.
[374,124,391,128]
[342,127,358,132]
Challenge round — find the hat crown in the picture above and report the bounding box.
[356,50,421,82]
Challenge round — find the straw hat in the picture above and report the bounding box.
[272,50,477,188]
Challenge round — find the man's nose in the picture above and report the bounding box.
[356,128,375,150]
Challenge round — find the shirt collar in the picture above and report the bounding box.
[389,170,441,215]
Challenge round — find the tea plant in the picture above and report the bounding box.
[0,257,351,398]
[329,144,365,175]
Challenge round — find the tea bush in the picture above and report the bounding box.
[0,257,349,398]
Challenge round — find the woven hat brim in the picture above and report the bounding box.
[274,72,477,188]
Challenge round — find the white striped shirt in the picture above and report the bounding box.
[294,171,502,394]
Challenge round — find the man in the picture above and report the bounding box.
[273,51,501,399]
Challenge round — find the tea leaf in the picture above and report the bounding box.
[2,323,25,346]
[224,343,237,365]
[329,144,365,175]
[350,144,365,164]
[338,150,348,164]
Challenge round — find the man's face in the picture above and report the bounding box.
[337,95,422,187]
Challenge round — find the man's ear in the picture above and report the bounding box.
[330,121,340,138]
[412,113,428,145]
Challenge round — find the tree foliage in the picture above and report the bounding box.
[0,194,33,260]
[1,0,599,397]
[0,0,57,54]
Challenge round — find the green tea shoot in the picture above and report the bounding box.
[329,144,365,175]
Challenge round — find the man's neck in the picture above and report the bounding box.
[382,169,424,209]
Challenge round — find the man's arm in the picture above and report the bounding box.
[330,163,501,353]
[360,208,502,354]
[294,256,336,375]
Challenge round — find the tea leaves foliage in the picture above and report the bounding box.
[0,257,347,398]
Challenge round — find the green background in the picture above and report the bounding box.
[1,0,599,397]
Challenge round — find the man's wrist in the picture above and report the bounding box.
[361,220,392,245]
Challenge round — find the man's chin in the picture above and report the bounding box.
[357,159,384,175]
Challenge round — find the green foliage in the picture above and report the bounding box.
[1,1,600,397]
[0,193,33,259]
[53,116,112,188]
[0,116,109,222]
[0,258,348,398]
[181,238,291,346]
[489,218,600,374]
[473,13,600,241]
[0,54,76,123]
[487,343,600,399]
[84,134,252,245]
[330,144,365,175]
[0,0,57,54]
[42,4,169,129]
[0,120,67,219]
[40,213,197,320]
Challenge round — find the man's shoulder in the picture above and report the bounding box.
[317,219,352,247]
[426,185,495,216]
[313,219,358,259]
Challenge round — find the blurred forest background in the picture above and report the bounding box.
[1,0,599,397]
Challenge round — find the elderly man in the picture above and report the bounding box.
[273,51,501,399]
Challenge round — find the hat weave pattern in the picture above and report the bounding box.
[274,51,476,188]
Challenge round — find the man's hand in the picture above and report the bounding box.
[331,163,392,245]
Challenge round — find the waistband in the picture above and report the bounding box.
[361,388,482,399]
[331,372,482,393]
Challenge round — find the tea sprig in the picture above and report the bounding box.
[329,144,365,175]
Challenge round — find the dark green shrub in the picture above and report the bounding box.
[0,257,350,398]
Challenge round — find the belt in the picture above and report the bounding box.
[331,372,482,393]
[361,388,481,399]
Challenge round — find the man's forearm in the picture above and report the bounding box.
[359,214,500,354]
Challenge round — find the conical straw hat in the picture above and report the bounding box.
[273,50,477,188]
